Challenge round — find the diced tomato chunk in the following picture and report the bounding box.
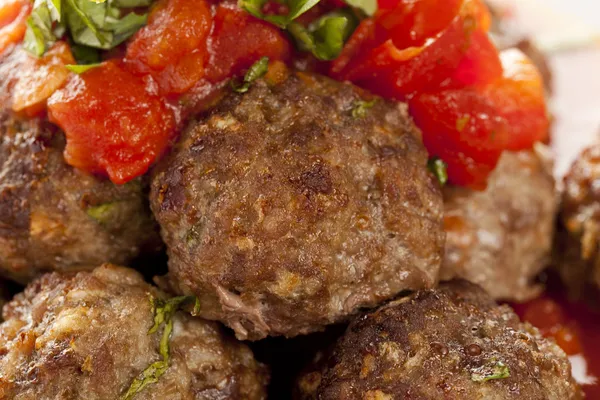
[0,0,30,55]
[125,0,212,94]
[205,2,291,83]
[12,42,75,116]
[330,0,486,100]
[409,49,548,188]
[48,61,175,184]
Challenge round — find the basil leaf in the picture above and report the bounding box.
[427,157,448,186]
[66,62,102,74]
[345,0,377,16]
[289,9,358,61]
[287,0,320,21]
[47,0,62,22]
[238,0,265,21]
[234,56,270,93]
[471,361,511,383]
[113,0,153,7]
[105,11,148,46]
[71,44,101,64]
[24,0,57,56]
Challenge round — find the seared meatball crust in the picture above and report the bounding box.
[0,265,268,400]
[442,146,557,302]
[0,46,160,282]
[556,143,600,293]
[151,71,445,340]
[296,280,581,400]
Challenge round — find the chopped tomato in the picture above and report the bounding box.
[0,0,30,55]
[330,0,487,99]
[12,42,75,116]
[205,2,291,83]
[409,49,548,188]
[48,61,175,184]
[125,0,212,95]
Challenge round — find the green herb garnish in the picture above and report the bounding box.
[289,9,358,61]
[427,157,448,186]
[239,0,321,28]
[121,295,199,400]
[471,360,511,383]
[24,0,150,57]
[66,62,102,74]
[345,0,377,16]
[234,57,270,93]
[351,98,376,118]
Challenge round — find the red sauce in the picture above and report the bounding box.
[513,284,600,398]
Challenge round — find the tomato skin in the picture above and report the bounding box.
[12,42,75,117]
[0,0,30,55]
[443,28,502,88]
[48,61,175,184]
[410,49,548,188]
[125,0,212,95]
[205,2,291,83]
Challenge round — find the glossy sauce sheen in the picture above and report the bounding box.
[514,287,600,398]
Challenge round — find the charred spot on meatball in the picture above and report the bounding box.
[296,280,582,400]
[442,146,557,302]
[150,71,445,340]
[0,264,268,399]
[556,143,600,295]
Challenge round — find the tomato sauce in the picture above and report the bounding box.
[513,279,600,398]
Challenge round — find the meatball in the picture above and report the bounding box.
[442,146,557,302]
[151,71,445,340]
[556,143,600,294]
[0,48,161,282]
[0,264,268,399]
[296,280,582,400]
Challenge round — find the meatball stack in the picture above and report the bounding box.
[0,45,580,399]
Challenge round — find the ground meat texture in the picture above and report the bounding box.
[295,280,582,400]
[0,114,161,282]
[442,146,557,302]
[556,143,600,294]
[0,264,269,399]
[151,71,445,340]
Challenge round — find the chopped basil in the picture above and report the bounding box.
[427,157,448,186]
[351,98,376,118]
[66,62,102,73]
[121,295,199,400]
[238,0,321,28]
[234,57,270,93]
[345,0,377,16]
[70,44,101,64]
[289,8,358,61]
[471,360,511,383]
[24,0,150,57]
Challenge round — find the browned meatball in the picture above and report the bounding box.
[442,147,557,302]
[556,143,600,294]
[296,280,582,400]
[151,71,445,340]
[0,264,268,399]
[0,48,161,282]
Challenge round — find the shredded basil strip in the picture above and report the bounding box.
[121,296,199,400]
[24,0,150,57]
[234,57,270,93]
[288,8,358,61]
[238,0,321,28]
[66,62,102,74]
[351,99,376,118]
[427,157,448,186]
